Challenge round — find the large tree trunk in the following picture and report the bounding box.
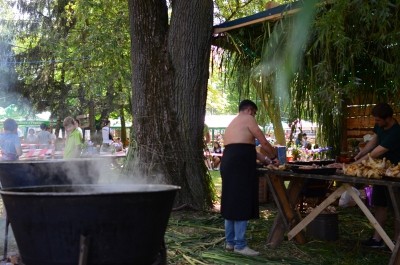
[265,96,286,146]
[127,0,214,209]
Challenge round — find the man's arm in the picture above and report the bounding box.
[354,134,378,161]
[248,117,276,158]
[15,139,22,157]
[353,134,390,164]
[354,145,389,164]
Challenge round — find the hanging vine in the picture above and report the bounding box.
[214,0,400,155]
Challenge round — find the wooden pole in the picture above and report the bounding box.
[287,185,346,240]
[346,184,395,251]
[78,235,90,265]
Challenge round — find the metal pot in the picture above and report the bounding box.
[0,184,180,265]
[0,159,103,188]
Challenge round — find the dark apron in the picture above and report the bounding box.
[220,143,259,220]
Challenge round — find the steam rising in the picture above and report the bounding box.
[50,157,167,187]
[0,157,167,190]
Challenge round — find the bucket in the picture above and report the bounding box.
[306,213,338,241]
[0,184,180,265]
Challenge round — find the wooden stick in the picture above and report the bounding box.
[78,235,90,265]
[346,184,395,251]
[267,175,307,245]
[3,217,9,261]
[287,185,346,240]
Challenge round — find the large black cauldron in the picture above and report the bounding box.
[0,184,179,265]
[0,159,103,188]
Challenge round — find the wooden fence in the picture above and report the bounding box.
[342,103,400,151]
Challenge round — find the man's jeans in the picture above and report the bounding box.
[225,219,247,250]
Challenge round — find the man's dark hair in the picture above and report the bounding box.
[238,99,258,112]
[3,118,18,132]
[40,123,48,130]
[371,103,393,119]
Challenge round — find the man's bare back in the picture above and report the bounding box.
[224,107,276,159]
[224,114,259,145]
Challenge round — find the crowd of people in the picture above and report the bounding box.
[0,117,126,161]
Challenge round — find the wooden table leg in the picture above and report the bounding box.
[389,238,400,265]
[267,215,286,248]
[346,184,394,251]
[266,174,306,247]
[388,186,400,241]
[288,185,346,240]
[266,175,288,248]
[388,186,400,265]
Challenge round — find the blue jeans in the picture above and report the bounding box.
[225,219,248,250]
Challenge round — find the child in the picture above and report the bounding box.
[0,118,22,160]
[63,116,83,159]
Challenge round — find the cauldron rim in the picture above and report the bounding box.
[0,184,181,196]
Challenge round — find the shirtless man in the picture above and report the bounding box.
[220,99,278,256]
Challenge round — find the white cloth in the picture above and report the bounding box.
[26,134,38,144]
[102,125,112,144]
[77,127,83,138]
[363,134,373,142]
[339,186,360,207]
[37,130,52,147]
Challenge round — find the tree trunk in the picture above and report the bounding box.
[119,105,127,147]
[266,97,286,146]
[100,84,114,120]
[127,0,214,209]
[253,78,286,146]
[88,99,99,144]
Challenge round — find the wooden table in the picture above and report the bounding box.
[258,168,400,265]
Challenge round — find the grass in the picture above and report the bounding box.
[165,170,393,264]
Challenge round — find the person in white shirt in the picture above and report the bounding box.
[75,119,83,139]
[101,120,113,152]
[37,123,52,148]
[26,128,38,145]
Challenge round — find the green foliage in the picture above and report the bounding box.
[167,203,391,264]
[214,0,400,154]
[8,0,132,122]
[214,0,269,24]
[207,66,231,115]
[0,1,20,107]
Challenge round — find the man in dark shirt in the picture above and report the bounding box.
[354,103,400,248]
